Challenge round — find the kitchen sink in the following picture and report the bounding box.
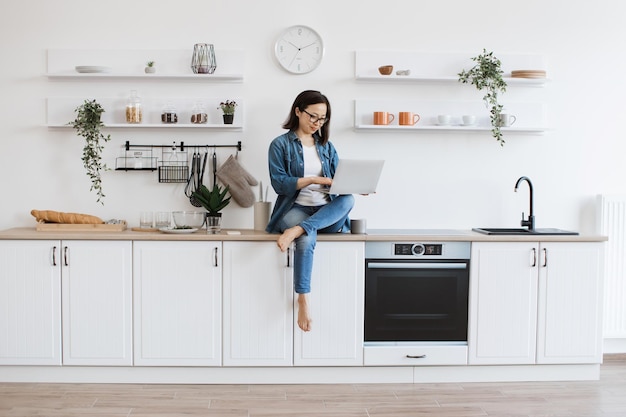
[473,227,579,236]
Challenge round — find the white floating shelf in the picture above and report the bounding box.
[355,74,548,87]
[354,124,546,134]
[46,73,244,82]
[48,123,242,130]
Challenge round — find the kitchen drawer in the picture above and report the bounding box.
[364,344,468,366]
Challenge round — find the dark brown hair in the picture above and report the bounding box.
[282,90,331,144]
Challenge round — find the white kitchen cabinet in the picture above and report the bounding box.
[0,240,61,365]
[222,241,293,366]
[469,241,603,365]
[294,241,365,366]
[536,242,604,364]
[133,241,222,366]
[61,240,132,366]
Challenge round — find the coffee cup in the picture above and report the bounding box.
[437,114,452,125]
[498,114,517,127]
[350,219,367,234]
[399,112,421,126]
[462,115,476,126]
[373,112,395,125]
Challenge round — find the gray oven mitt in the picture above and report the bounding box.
[216,155,258,208]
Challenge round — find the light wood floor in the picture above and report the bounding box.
[1,355,625,417]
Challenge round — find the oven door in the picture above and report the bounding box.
[364,259,469,343]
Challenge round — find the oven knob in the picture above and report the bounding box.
[411,244,425,256]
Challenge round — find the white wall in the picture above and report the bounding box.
[1,0,625,232]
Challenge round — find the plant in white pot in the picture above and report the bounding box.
[145,60,156,74]
[192,183,231,233]
[69,99,111,204]
[458,49,508,146]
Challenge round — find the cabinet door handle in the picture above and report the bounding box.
[63,246,69,266]
[531,248,537,267]
[406,354,427,359]
[213,247,219,267]
[52,246,57,266]
[542,248,548,267]
[286,247,292,268]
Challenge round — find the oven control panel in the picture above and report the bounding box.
[365,241,470,260]
[394,243,442,256]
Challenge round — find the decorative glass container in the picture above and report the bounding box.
[191,43,217,74]
[125,90,142,124]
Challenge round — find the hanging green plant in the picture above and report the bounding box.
[69,99,111,204]
[458,49,508,146]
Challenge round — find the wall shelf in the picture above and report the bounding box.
[47,97,243,130]
[354,99,547,134]
[355,74,548,87]
[47,49,244,82]
[46,73,243,82]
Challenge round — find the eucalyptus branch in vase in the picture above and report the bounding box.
[458,49,508,146]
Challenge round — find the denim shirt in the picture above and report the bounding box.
[266,130,348,233]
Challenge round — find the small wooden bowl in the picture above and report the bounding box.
[378,65,393,75]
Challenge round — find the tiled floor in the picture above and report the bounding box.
[1,355,625,416]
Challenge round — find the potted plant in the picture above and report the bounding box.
[218,100,237,124]
[69,99,111,204]
[192,183,231,233]
[458,49,508,146]
[145,60,156,74]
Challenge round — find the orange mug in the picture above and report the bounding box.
[399,112,421,126]
[373,111,395,125]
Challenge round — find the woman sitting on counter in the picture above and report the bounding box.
[266,90,354,332]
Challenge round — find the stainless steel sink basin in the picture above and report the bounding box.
[473,227,579,236]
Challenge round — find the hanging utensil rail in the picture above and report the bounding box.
[123,140,242,152]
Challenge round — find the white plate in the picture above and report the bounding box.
[75,66,112,73]
[159,227,199,234]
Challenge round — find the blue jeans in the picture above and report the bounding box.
[277,195,355,293]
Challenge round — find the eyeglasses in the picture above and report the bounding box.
[302,109,328,125]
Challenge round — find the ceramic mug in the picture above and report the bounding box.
[462,115,477,126]
[399,112,421,126]
[373,111,395,125]
[437,114,452,125]
[498,114,517,127]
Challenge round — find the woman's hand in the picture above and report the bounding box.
[297,176,331,189]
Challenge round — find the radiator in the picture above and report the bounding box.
[598,195,626,338]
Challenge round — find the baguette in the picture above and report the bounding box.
[31,209,104,225]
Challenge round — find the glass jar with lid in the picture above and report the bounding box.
[161,101,178,124]
[190,101,207,124]
[125,90,143,124]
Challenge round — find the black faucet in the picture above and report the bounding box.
[514,176,535,231]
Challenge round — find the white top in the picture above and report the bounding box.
[295,144,329,206]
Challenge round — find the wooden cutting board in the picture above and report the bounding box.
[36,221,127,232]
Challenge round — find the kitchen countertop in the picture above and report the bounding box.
[0,227,608,242]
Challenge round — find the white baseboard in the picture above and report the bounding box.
[603,338,626,354]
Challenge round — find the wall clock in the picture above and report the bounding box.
[274,25,324,74]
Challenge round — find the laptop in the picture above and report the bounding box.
[319,159,385,195]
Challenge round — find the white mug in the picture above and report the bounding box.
[437,114,452,125]
[462,115,476,126]
[498,114,517,127]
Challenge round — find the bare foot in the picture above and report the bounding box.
[297,293,312,332]
[277,226,304,252]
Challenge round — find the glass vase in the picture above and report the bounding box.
[206,213,222,234]
[191,43,216,74]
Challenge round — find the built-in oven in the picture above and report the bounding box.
[364,240,470,344]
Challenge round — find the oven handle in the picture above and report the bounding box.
[367,262,467,270]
